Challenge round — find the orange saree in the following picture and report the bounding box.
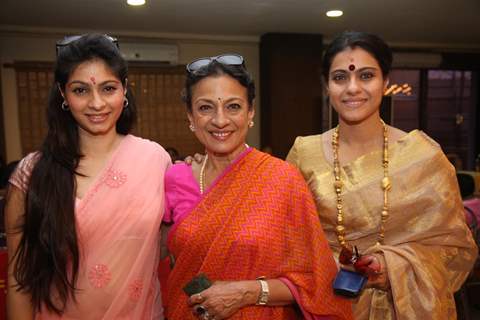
[166,149,352,320]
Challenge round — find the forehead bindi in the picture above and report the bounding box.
[68,59,119,85]
[330,47,380,72]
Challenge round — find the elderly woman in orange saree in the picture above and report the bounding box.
[162,55,353,320]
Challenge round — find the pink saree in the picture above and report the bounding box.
[10,135,170,319]
[165,149,353,320]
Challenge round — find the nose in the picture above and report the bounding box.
[346,77,361,94]
[88,89,106,110]
[211,107,229,128]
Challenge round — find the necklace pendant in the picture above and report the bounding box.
[381,177,391,190]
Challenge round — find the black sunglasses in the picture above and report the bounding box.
[55,34,119,56]
[186,54,244,73]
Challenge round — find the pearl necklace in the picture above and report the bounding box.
[199,154,208,194]
[198,144,250,194]
[332,120,391,248]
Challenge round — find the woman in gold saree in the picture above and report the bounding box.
[163,55,352,320]
[287,31,478,319]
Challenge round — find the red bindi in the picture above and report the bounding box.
[90,76,96,85]
[349,64,355,71]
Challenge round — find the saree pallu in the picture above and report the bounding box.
[11,135,170,319]
[287,130,478,320]
[166,149,352,320]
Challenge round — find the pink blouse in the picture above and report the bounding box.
[163,163,201,225]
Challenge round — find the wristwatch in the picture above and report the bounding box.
[256,278,269,305]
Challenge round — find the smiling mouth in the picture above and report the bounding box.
[342,99,367,107]
[86,113,110,123]
[211,131,232,140]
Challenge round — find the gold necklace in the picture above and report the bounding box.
[332,120,391,248]
[199,154,208,194]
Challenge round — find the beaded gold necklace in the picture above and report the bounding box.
[332,120,391,248]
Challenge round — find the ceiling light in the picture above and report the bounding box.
[326,10,343,18]
[127,0,145,6]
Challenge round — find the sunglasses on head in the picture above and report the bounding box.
[55,34,119,56]
[186,54,244,73]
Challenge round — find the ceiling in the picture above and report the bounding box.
[1,0,480,48]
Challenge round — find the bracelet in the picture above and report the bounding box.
[255,277,269,305]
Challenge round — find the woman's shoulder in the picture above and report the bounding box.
[127,134,165,150]
[166,163,192,176]
[394,129,442,154]
[165,163,194,185]
[292,133,325,150]
[287,132,329,172]
[127,135,170,160]
[16,152,41,174]
[258,151,306,181]
[9,151,41,193]
[412,130,441,149]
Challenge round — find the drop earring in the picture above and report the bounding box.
[249,121,254,128]
[189,124,195,132]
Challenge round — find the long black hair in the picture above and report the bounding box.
[13,33,136,314]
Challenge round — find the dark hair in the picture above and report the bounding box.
[165,147,180,162]
[13,33,136,314]
[182,60,255,112]
[322,31,393,81]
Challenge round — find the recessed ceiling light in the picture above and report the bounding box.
[127,0,145,6]
[326,10,343,18]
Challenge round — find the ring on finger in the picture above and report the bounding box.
[195,304,207,315]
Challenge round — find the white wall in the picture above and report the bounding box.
[0,31,260,162]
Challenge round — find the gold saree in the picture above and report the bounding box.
[287,130,478,320]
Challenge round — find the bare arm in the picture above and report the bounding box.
[187,278,294,319]
[5,186,34,320]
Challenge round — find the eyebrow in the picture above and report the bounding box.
[330,66,379,74]
[194,96,244,103]
[67,79,121,87]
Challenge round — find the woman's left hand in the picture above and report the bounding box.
[355,254,390,290]
[187,280,259,320]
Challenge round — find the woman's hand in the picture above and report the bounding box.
[187,280,259,320]
[183,153,205,165]
[355,254,390,290]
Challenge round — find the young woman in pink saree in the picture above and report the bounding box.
[163,55,352,320]
[5,34,170,319]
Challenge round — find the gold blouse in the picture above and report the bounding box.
[287,130,478,320]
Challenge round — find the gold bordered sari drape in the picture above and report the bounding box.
[287,130,478,320]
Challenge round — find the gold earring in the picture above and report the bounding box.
[249,121,254,128]
[189,124,195,132]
